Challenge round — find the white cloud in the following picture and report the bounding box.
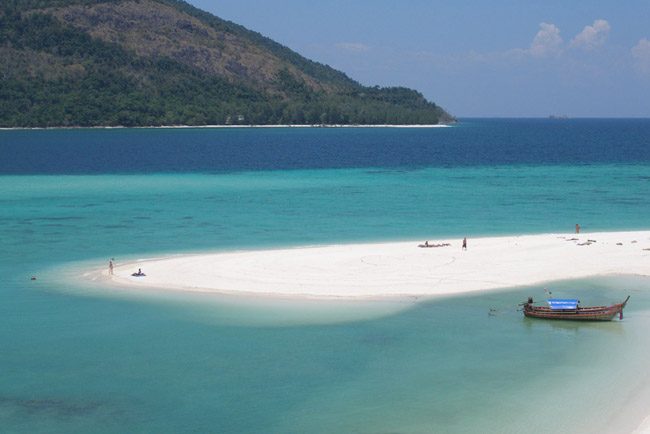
[569,19,611,50]
[631,38,650,74]
[528,23,563,57]
[335,42,372,53]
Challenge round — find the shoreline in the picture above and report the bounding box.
[100,230,650,299]
[0,123,452,131]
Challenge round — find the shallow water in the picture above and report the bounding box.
[2,120,650,433]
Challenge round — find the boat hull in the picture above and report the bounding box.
[523,309,620,321]
[523,296,629,321]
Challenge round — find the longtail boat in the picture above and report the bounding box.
[523,296,629,321]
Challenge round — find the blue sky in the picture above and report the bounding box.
[187,0,650,117]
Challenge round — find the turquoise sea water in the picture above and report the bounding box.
[2,119,650,433]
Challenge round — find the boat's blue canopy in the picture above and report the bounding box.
[547,299,579,310]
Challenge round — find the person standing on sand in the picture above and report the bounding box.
[576,224,580,234]
[462,237,467,250]
[109,260,114,275]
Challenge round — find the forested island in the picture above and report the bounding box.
[0,0,455,128]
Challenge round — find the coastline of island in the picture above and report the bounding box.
[0,124,453,131]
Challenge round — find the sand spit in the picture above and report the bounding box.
[104,231,650,299]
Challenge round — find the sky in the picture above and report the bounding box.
[187,0,650,117]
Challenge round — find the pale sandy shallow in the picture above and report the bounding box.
[104,231,650,299]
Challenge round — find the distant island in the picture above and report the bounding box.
[549,115,570,119]
[0,0,455,128]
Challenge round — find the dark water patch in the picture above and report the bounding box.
[364,170,396,175]
[133,216,151,220]
[449,175,477,180]
[277,209,302,216]
[16,228,36,234]
[0,396,102,417]
[28,216,84,222]
[173,224,196,229]
[206,171,244,176]
[103,225,131,229]
[181,216,193,220]
[333,188,364,195]
[610,198,644,206]
[364,169,414,175]
[0,217,25,222]
[356,332,401,348]
[61,203,98,208]
[197,222,221,229]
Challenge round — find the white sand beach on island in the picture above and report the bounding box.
[0,124,451,131]
[103,231,650,299]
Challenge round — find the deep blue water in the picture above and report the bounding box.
[2,119,650,174]
[2,119,650,434]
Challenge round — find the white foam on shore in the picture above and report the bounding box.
[101,231,650,299]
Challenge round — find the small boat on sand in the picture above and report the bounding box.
[523,296,629,321]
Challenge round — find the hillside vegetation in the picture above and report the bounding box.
[0,0,455,127]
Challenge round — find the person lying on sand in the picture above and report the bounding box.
[131,268,146,277]
[418,242,451,248]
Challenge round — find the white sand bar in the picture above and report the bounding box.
[108,231,650,298]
